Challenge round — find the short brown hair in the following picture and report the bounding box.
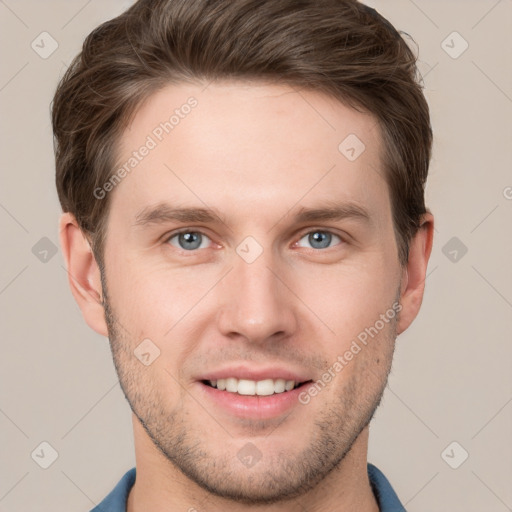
[52,0,432,268]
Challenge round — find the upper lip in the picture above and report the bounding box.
[197,365,313,383]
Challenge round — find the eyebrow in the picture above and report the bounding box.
[134,204,223,226]
[133,201,373,228]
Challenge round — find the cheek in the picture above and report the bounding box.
[293,256,399,344]
[106,257,221,354]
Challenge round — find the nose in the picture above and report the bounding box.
[216,247,298,344]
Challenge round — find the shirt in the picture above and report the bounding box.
[91,462,406,511]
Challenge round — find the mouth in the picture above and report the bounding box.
[197,378,314,419]
[201,378,311,396]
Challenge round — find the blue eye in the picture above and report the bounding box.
[166,229,342,252]
[297,231,342,250]
[167,231,211,251]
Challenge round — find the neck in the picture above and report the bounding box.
[127,415,379,512]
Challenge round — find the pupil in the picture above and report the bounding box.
[179,232,201,250]
[310,231,331,249]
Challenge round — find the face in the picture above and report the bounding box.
[100,81,405,503]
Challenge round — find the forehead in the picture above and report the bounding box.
[110,81,388,228]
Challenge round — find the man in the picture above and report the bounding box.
[53,0,434,510]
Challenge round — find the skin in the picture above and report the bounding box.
[60,81,434,511]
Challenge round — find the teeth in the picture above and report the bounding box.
[285,380,295,391]
[238,379,256,395]
[274,379,286,393]
[208,378,300,396]
[226,377,238,393]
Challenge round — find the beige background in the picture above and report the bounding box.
[1,1,511,510]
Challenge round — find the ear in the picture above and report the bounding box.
[396,212,434,335]
[59,212,108,337]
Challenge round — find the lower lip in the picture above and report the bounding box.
[197,381,311,420]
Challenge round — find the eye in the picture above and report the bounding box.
[166,230,212,251]
[296,230,343,250]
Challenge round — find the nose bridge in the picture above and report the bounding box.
[217,242,297,342]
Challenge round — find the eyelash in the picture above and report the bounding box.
[164,228,346,252]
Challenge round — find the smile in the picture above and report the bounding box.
[198,378,314,420]
[203,378,307,396]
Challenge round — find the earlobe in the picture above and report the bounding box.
[396,212,434,336]
[59,212,109,337]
